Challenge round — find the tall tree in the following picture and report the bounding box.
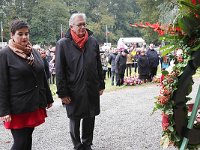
[136,0,165,44]
[30,0,69,45]
[1,0,161,45]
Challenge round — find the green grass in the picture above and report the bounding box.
[50,67,200,99]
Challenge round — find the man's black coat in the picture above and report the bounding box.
[55,29,105,119]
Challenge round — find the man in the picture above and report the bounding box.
[146,43,159,81]
[108,48,117,85]
[115,49,129,86]
[100,51,108,80]
[55,13,105,150]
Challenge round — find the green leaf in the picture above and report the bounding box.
[159,44,174,51]
[178,17,192,36]
[165,109,173,115]
[151,107,158,115]
[172,134,181,142]
[167,126,174,132]
[191,43,200,51]
[161,48,175,56]
[162,70,169,76]
[161,135,170,149]
[180,1,200,15]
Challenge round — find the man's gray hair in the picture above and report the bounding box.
[69,13,86,26]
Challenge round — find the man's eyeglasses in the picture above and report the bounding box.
[74,23,87,28]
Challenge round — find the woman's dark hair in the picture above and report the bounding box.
[10,20,29,34]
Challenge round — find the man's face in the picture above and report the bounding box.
[122,52,127,56]
[150,44,154,49]
[71,16,87,37]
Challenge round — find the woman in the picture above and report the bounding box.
[133,51,140,75]
[0,20,54,150]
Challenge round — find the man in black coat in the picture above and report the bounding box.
[146,43,159,81]
[115,49,129,86]
[55,13,105,150]
[108,48,117,85]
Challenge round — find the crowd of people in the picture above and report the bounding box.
[100,43,165,86]
[33,42,163,88]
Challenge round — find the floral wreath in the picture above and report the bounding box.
[153,0,200,149]
[131,0,200,149]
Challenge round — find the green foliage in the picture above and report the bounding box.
[0,0,141,45]
[30,0,69,45]
[135,0,165,44]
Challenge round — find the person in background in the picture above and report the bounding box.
[115,49,129,86]
[146,43,159,81]
[107,54,111,79]
[133,51,140,76]
[40,49,51,80]
[49,54,56,84]
[161,55,170,70]
[55,13,105,150]
[126,51,133,77]
[100,51,108,80]
[138,50,150,83]
[108,48,118,86]
[0,19,53,150]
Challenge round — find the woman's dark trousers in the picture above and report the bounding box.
[11,127,34,150]
[69,117,95,150]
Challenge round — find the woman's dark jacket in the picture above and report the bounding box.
[115,53,127,74]
[138,55,150,75]
[55,29,105,119]
[0,47,54,117]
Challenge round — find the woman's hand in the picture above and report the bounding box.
[0,115,11,122]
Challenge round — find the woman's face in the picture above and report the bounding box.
[11,27,29,46]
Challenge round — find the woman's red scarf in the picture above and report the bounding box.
[70,29,88,50]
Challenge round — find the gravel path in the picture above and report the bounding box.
[1,78,199,150]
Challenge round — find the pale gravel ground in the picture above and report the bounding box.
[0,78,199,150]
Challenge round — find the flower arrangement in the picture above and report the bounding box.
[152,0,200,149]
[123,76,142,86]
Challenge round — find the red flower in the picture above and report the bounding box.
[157,29,165,35]
[162,113,170,130]
[177,56,183,63]
[195,14,199,18]
[187,103,194,112]
[191,0,200,5]
[158,95,169,105]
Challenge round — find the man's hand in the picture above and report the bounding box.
[46,103,53,109]
[61,97,71,105]
[0,115,11,122]
[99,90,104,96]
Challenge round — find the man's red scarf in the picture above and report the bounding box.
[70,29,88,50]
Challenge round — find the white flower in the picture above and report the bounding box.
[166,60,175,73]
